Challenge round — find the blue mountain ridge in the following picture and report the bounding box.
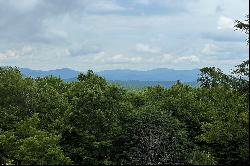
[20,68,200,82]
[21,68,79,80]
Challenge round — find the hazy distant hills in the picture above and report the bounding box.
[21,68,200,83]
[109,80,199,89]
[98,68,200,82]
[21,68,80,80]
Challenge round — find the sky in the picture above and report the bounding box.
[0,0,249,72]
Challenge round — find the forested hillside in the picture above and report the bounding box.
[0,63,248,165]
[109,80,198,89]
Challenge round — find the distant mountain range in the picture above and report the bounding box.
[19,68,201,88]
[20,68,200,83]
[21,68,80,80]
[98,68,200,82]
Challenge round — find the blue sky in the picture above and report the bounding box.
[0,0,249,72]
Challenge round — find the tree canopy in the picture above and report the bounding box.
[0,65,249,165]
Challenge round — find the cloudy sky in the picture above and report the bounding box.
[0,0,249,72]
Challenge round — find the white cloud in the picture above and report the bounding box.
[136,0,151,5]
[70,48,201,70]
[0,0,248,71]
[175,55,200,63]
[162,53,174,61]
[135,43,161,54]
[201,43,234,56]
[92,52,142,64]
[22,46,33,53]
[217,16,234,30]
[199,42,248,61]
[160,53,200,63]
[64,48,71,56]
[201,43,219,54]
[0,46,33,60]
[0,50,19,60]
[8,0,41,12]
[85,1,127,13]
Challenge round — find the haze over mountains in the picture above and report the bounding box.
[98,68,200,82]
[20,68,200,83]
[21,68,79,80]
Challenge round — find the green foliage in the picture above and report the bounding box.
[195,87,249,165]
[233,60,249,77]
[0,114,72,165]
[120,107,189,165]
[198,67,249,95]
[196,59,249,165]
[187,148,217,165]
[235,14,249,44]
[0,66,249,165]
[60,70,129,165]
[109,80,198,90]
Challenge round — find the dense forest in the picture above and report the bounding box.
[0,16,249,165]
